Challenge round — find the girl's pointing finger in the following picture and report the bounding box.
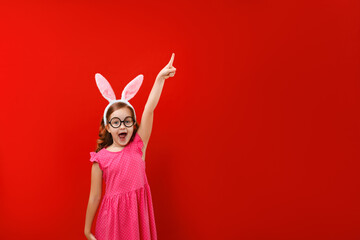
[168,53,175,67]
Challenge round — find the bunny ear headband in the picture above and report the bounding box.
[95,73,143,126]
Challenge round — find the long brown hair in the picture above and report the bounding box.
[95,102,139,152]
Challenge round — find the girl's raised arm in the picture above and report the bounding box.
[137,53,176,146]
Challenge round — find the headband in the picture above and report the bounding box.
[95,73,143,126]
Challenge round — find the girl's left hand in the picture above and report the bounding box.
[157,53,176,80]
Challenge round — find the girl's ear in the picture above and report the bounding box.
[121,74,143,101]
[95,73,117,102]
[105,124,111,134]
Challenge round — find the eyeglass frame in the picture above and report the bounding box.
[108,116,136,128]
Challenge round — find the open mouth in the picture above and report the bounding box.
[118,132,127,140]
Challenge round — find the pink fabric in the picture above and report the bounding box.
[89,133,157,240]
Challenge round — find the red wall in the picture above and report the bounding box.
[0,1,359,239]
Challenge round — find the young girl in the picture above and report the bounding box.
[84,53,176,240]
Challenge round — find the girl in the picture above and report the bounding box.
[84,53,176,240]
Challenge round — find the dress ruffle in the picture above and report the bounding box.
[95,184,157,239]
[133,132,145,156]
[90,151,103,170]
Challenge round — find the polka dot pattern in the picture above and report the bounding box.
[89,133,157,240]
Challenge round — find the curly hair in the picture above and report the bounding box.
[94,102,139,152]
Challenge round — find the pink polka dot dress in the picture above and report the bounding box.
[89,132,157,240]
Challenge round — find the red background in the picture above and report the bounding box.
[0,1,359,239]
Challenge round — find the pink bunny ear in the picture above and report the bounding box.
[121,74,143,101]
[95,73,116,102]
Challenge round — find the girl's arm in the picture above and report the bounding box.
[137,53,176,146]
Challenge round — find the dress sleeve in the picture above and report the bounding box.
[134,132,144,154]
[90,151,103,170]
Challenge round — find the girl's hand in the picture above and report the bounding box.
[85,232,97,240]
[157,53,176,80]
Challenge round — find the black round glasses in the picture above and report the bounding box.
[108,116,135,128]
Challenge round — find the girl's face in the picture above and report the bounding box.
[106,107,135,147]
